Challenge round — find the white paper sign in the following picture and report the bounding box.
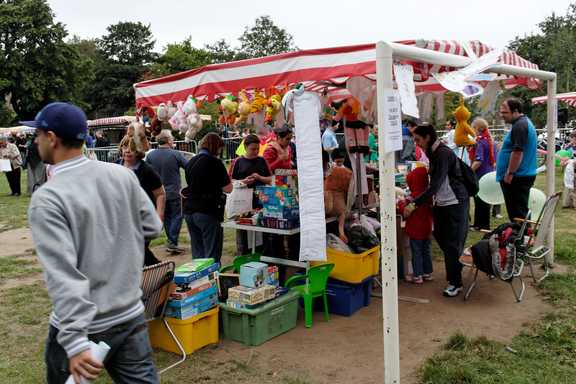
[383,90,402,154]
[393,64,419,118]
[0,159,11,172]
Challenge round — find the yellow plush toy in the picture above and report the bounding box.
[265,94,282,124]
[250,89,266,113]
[235,90,251,125]
[453,97,476,147]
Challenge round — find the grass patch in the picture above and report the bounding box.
[0,255,42,281]
[0,171,30,231]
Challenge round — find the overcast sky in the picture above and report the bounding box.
[48,0,574,52]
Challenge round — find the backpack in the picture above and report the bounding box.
[455,157,479,197]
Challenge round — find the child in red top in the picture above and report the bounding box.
[400,167,433,284]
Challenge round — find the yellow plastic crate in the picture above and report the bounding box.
[148,306,219,355]
[313,246,380,284]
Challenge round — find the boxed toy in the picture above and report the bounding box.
[226,285,277,308]
[174,262,220,285]
[239,261,268,288]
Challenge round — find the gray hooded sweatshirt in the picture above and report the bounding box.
[28,156,162,358]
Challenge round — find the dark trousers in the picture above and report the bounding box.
[473,195,491,230]
[433,200,469,287]
[500,176,536,222]
[144,241,160,266]
[185,212,223,264]
[410,238,433,277]
[163,198,183,247]
[45,314,159,384]
[5,167,21,195]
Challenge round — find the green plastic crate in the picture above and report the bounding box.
[219,290,300,346]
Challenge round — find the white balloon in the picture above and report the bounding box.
[477,171,505,205]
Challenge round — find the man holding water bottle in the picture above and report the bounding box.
[24,102,163,383]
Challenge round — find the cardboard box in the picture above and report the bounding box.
[240,262,268,288]
[227,285,276,305]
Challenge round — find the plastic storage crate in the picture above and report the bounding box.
[219,290,299,346]
[148,307,219,355]
[321,277,373,316]
[312,246,380,284]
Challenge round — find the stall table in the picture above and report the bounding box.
[222,217,337,269]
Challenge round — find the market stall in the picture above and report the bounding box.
[134,40,556,383]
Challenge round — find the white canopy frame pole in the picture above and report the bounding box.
[375,41,556,384]
[376,41,400,384]
[546,78,557,263]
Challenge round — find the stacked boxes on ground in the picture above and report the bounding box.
[167,258,220,319]
[225,262,280,309]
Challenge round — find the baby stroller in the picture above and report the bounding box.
[460,192,561,302]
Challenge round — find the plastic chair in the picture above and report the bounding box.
[140,261,183,374]
[284,263,335,328]
[219,252,261,273]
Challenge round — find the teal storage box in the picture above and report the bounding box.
[240,261,268,288]
[219,290,299,346]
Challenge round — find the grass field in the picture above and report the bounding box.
[0,167,575,383]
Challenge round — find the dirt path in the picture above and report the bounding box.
[0,228,553,383]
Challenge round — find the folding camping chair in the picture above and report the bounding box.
[140,260,184,374]
[460,192,561,302]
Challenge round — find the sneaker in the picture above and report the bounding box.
[423,274,434,281]
[443,285,463,297]
[412,276,424,285]
[166,245,185,254]
[495,214,503,219]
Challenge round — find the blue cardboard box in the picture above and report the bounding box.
[240,262,268,288]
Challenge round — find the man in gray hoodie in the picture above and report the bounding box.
[24,102,163,384]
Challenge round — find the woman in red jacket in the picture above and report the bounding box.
[402,166,434,284]
[263,125,293,172]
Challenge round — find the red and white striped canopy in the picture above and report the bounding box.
[134,40,539,107]
[532,92,576,108]
[87,116,136,127]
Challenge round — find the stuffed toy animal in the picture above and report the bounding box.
[221,95,238,117]
[156,103,169,121]
[265,94,282,124]
[453,97,476,147]
[169,101,188,133]
[235,90,251,125]
[166,101,177,119]
[250,89,266,113]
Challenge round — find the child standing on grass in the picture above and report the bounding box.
[402,167,434,284]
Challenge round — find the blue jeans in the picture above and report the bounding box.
[45,314,158,384]
[410,238,432,277]
[164,198,183,246]
[184,212,223,263]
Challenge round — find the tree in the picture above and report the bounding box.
[238,16,297,58]
[97,21,157,66]
[150,37,212,76]
[205,39,242,63]
[509,5,576,126]
[0,0,86,121]
[87,21,158,117]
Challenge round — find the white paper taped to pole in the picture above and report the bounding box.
[65,341,110,384]
[393,64,419,118]
[382,90,402,153]
[293,91,326,262]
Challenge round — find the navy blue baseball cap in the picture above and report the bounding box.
[20,102,88,140]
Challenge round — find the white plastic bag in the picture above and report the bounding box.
[326,233,352,253]
[225,184,254,219]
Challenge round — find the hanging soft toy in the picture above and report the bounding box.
[156,103,169,122]
[169,101,188,133]
[166,101,178,119]
[236,90,251,125]
[453,97,476,147]
[221,95,238,116]
[182,95,197,115]
[264,94,282,124]
[185,113,203,142]
[250,89,266,114]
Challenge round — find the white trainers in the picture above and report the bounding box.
[443,285,463,297]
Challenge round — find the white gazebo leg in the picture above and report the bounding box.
[376,41,401,384]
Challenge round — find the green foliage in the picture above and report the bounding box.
[150,37,213,77]
[509,5,576,126]
[0,0,87,120]
[97,21,157,66]
[238,16,297,58]
[205,39,243,63]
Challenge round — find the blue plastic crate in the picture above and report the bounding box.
[321,276,373,317]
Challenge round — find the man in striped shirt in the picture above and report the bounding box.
[24,102,162,384]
